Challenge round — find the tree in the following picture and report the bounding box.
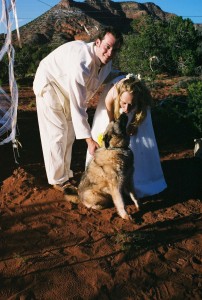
[118,16,200,77]
[166,17,198,75]
[14,44,53,80]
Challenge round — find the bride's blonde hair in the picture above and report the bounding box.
[114,77,152,135]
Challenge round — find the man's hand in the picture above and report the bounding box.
[86,137,99,156]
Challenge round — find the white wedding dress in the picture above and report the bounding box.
[86,76,167,198]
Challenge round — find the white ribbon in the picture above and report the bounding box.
[0,0,21,150]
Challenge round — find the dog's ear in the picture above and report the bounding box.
[103,121,115,148]
[103,133,110,148]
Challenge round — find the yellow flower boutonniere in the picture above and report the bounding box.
[97,133,104,147]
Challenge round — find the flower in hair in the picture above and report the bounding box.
[125,73,141,80]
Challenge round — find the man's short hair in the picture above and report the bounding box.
[94,25,123,47]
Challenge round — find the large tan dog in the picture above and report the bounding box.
[78,113,139,220]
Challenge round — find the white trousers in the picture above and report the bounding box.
[36,84,75,185]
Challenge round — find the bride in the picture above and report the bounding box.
[86,74,167,199]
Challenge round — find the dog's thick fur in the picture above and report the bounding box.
[78,114,139,220]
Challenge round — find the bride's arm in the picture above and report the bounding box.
[105,85,117,121]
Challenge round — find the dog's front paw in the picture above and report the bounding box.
[64,194,80,204]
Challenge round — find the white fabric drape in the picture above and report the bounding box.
[0,0,21,151]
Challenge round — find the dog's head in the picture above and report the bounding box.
[103,113,130,149]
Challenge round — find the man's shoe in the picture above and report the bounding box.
[53,180,73,192]
[64,185,78,195]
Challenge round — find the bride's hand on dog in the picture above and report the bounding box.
[86,137,99,156]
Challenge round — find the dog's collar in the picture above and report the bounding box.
[105,147,130,150]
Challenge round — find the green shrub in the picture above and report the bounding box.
[187,81,202,132]
[118,16,200,77]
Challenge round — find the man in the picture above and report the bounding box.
[33,26,123,193]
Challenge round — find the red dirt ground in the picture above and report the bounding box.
[0,76,201,300]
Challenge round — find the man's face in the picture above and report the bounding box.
[95,33,121,65]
